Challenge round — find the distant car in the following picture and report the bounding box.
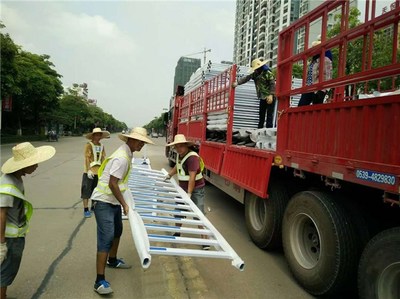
[122,130,126,134]
[151,132,158,138]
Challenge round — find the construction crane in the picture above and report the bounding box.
[183,47,211,64]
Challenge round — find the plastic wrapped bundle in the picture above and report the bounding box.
[232,65,259,130]
[184,61,233,95]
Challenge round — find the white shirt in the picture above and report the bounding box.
[0,174,24,207]
[0,174,26,228]
[91,143,132,205]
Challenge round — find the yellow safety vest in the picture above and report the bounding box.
[177,151,204,181]
[0,182,33,238]
[95,149,131,194]
[89,142,104,168]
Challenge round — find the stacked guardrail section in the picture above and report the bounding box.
[125,158,245,271]
[183,63,304,149]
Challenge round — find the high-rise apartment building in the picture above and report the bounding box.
[296,0,325,53]
[233,0,357,68]
[233,0,300,68]
[297,0,357,53]
[173,57,201,94]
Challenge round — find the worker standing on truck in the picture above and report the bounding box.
[165,134,209,250]
[90,127,153,295]
[232,58,276,128]
[298,39,333,106]
[81,127,109,218]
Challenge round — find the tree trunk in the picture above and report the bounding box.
[17,116,22,136]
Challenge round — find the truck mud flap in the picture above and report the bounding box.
[200,141,225,174]
[220,146,273,198]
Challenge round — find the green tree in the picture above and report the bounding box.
[0,22,20,98]
[144,115,164,134]
[327,7,399,93]
[58,91,89,134]
[1,23,127,136]
[292,64,303,78]
[85,105,106,128]
[57,90,127,134]
[13,51,63,134]
[328,7,362,80]
[370,29,400,90]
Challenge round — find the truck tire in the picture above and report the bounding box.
[358,227,400,299]
[244,180,289,250]
[165,147,175,167]
[168,152,175,167]
[338,197,372,257]
[282,191,359,296]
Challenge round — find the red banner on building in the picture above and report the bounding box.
[2,96,13,112]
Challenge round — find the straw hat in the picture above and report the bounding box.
[85,128,110,140]
[312,40,321,47]
[166,134,194,147]
[1,142,56,174]
[248,58,268,73]
[118,127,154,144]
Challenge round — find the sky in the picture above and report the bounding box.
[1,0,236,128]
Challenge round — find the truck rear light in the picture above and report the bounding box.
[273,155,283,168]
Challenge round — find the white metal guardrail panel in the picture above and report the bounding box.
[126,158,245,271]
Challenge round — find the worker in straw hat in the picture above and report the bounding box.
[232,58,276,128]
[80,127,110,218]
[90,127,153,295]
[0,142,56,299]
[298,38,333,106]
[165,134,210,250]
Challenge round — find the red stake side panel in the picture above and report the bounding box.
[220,146,273,198]
[177,122,188,137]
[206,67,231,113]
[189,87,205,141]
[278,95,400,193]
[187,120,203,142]
[190,87,205,116]
[176,83,206,143]
[276,0,400,194]
[179,95,190,120]
[199,141,225,174]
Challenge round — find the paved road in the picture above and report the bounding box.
[1,135,314,299]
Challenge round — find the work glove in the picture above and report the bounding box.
[163,174,171,181]
[87,170,94,179]
[232,82,238,88]
[266,95,273,104]
[0,242,7,265]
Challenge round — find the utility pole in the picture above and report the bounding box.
[202,47,211,64]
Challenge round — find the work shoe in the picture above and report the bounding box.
[107,258,132,269]
[202,245,211,250]
[84,211,91,218]
[94,279,113,295]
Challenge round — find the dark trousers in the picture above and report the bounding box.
[298,91,326,106]
[258,98,276,128]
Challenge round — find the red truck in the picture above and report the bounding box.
[166,1,400,297]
